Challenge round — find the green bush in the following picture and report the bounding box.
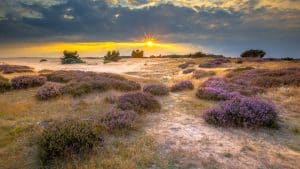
[61,50,84,64]
[104,50,121,63]
[131,50,144,58]
[0,75,11,93]
[240,49,266,58]
[36,119,105,165]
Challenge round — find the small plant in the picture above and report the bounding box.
[178,61,195,69]
[101,108,138,131]
[40,59,48,62]
[182,68,195,74]
[104,50,121,63]
[11,75,47,89]
[36,82,64,100]
[240,49,266,58]
[61,50,84,64]
[204,97,278,128]
[199,58,230,68]
[170,80,194,92]
[193,70,215,79]
[143,83,169,96]
[131,50,144,58]
[36,119,105,165]
[117,92,161,113]
[0,75,11,93]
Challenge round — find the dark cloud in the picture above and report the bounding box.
[0,0,299,57]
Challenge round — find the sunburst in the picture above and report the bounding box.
[143,33,157,47]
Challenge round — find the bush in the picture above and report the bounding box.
[104,50,121,63]
[182,68,195,74]
[112,79,141,91]
[131,50,144,58]
[281,57,294,61]
[196,87,240,101]
[11,75,47,89]
[101,108,138,131]
[63,81,93,97]
[0,64,33,74]
[170,80,194,92]
[178,61,195,69]
[199,58,230,68]
[40,59,48,62]
[143,83,169,96]
[240,49,266,58]
[204,97,278,128]
[36,119,105,165]
[193,70,216,79]
[61,50,84,64]
[36,82,64,100]
[0,75,11,93]
[117,92,161,113]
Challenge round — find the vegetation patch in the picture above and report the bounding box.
[204,97,278,128]
[0,64,33,74]
[104,50,121,63]
[61,50,84,64]
[199,58,230,68]
[131,50,144,58]
[36,82,65,100]
[143,83,169,96]
[170,80,194,92]
[193,70,216,79]
[182,68,195,74]
[117,92,161,113]
[11,75,47,89]
[196,87,240,101]
[240,49,266,58]
[36,119,105,165]
[0,75,11,93]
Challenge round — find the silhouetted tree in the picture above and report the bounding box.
[61,50,84,64]
[240,49,266,58]
[131,50,144,58]
[104,50,121,63]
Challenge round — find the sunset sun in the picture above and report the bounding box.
[146,41,154,47]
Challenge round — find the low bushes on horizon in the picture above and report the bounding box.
[61,50,84,64]
[36,119,105,165]
[0,64,33,74]
[143,83,169,96]
[11,75,47,89]
[117,91,161,113]
[104,50,121,63]
[240,49,266,58]
[193,70,216,79]
[36,82,64,100]
[170,80,194,92]
[204,97,278,128]
[0,75,11,93]
[199,58,230,68]
[131,50,144,58]
[101,108,138,131]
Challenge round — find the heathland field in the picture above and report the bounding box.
[0,57,300,169]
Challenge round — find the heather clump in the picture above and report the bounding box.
[196,87,240,101]
[0,64,33,74]
[199,58,230,68]
[182,68,195,74]
[63,81,93,97]
[0,75,11,93]
[36,119,105,165]
[101,108,138,131]
[193,70,216,79]
[170,80,194,92]
[178,60,195,69]
[117,92,161,113]
[204,97,278,128]
[11,75,47,89]
[36,82,65,100]
[143,83,169,96]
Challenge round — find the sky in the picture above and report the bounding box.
[0,0,299,58]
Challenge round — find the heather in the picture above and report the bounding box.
[0,75,11,93]
[11,75,47,89]
[182,68,195,74]
[143,83,169,96]
[117,92,161,113]
[36,82,64,100]
[193,70,216,79]
[178,60,195,69]
[0,64,33,74]
[170,80,194,92]
[196,87,240,101]
[101,108,138,131]
[199,58,230,68]
[36,119,105,165]
[204,97,278,128]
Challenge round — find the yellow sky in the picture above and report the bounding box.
[0,41,201,58]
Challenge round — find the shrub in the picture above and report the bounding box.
[63,81,93,97]
[40,59,48,62]
[11,75,47,89]
[104,50,121,63]
[196,87,240,101]
[204,97,278,128]
[235,59,243,64]
[101,108,138,131]
[170,80,194,92]
[104,95,118,104]
[143,83,169,96]
[240,49,266,58]
[112,79,141,91]
[61,50,84,64]
[193,70,216,79]
[131,50,144,58]
[0,75,11,93]
[281,57,294,61]
[0,64,33,74]
[36,82,64,100]
[182,68,195,74]
[36,119,105,164]
[199,58,230,68]
[117,92,161,113]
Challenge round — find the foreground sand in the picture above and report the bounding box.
[0,57,299,169]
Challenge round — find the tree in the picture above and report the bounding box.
[61,50,84,64]
[240,49,266,58]
[104,50,121,63]
[131,50,144,58]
